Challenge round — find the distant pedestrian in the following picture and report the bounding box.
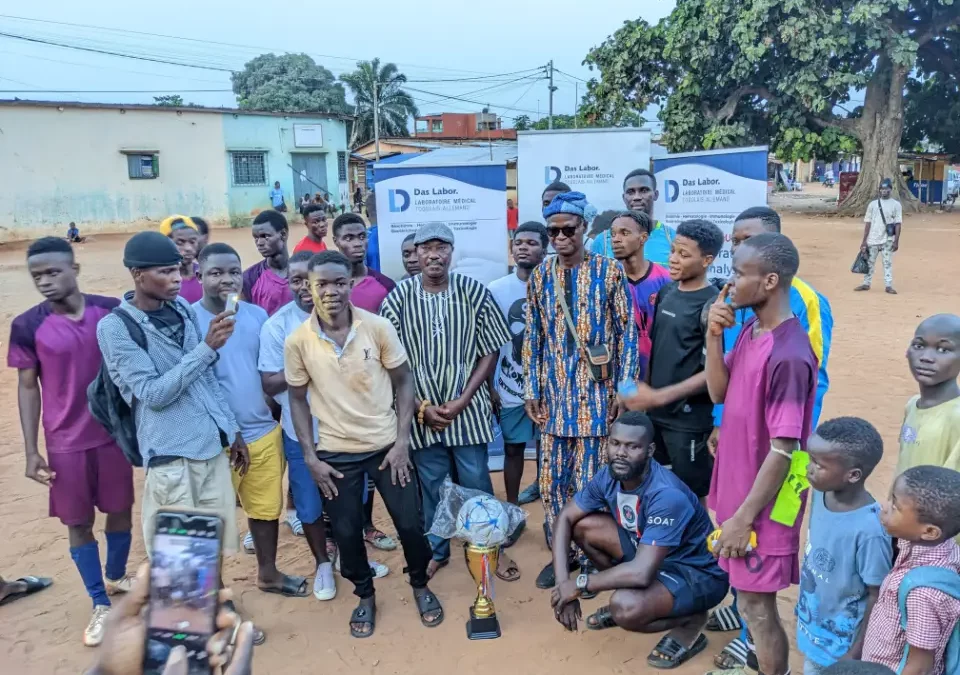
[507,198,519,237]
[66,222,85,243]
[855,178,901,295]
[354,187,363,212]
[270,181,287,212]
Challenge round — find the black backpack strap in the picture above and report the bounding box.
[111,307,147,350]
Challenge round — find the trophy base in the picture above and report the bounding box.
[466,609,501,640]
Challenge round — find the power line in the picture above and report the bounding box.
[0,48,230,84]
[0,14,512,77]
[0,88,231,93]
[404,85,542,116]
[554,68,590,84]
[404,68,544,84]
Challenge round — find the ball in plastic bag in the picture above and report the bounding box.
[456,495,509,546]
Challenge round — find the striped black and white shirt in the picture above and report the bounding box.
[381,273,510,450]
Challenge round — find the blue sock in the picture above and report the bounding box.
[105,530,132,582]
[70,541,109,607]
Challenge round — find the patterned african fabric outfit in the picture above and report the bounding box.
[523,253,638,543]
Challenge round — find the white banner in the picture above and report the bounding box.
[517,128,652,224]
[653,146,769,279]
[374,163,508,283]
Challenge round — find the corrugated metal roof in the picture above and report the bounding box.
[386,143,518,167]
[0,98,353,122]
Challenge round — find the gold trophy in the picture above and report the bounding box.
[463,543,501,640]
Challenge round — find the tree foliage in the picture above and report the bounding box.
[340,58,418,147]
[153,95,184,107]
[232,53,348,114]
[583,1,960,212]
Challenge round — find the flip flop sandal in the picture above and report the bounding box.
[349,602,376,639]
[706,604,743,632]
[260,575,309,598]
[713,637,750,670]
[496,559,521,582]
[414,589,444,628]
[242,532,255,555]
[285,512,304,536]
[0,576,52,606]
[364,527,398,551]
[426,558,449,580]
[585,606,618,631]
[648,633,708,669]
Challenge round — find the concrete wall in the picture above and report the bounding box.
[221,114,348,221]
[0,106,229,241]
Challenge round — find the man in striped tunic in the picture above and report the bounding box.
[524,192,639,590]
[381,223,517,580]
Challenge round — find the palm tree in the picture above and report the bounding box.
[341,59,419,148]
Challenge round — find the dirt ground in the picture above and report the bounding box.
[1,209,958,675]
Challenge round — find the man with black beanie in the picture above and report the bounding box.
[97,230,251,564]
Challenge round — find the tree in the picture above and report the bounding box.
[583,2,960,213]
[153,95,184,107]
[340,59,419,147]
[232,53,348,114]
[513,114,532,131]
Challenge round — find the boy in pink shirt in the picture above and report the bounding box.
[705,232,817,675]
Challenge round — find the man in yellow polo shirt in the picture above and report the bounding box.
[284,250,440,639]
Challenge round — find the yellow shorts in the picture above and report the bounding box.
[231,426,285,521]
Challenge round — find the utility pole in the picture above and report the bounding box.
[574,82,578,129]
[373,78,380,161]
[547,60,556,130]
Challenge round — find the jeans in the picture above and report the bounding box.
[321,447,432,599]
[414,442,493,562]
[863,237,895,287]
[281,432,323,525]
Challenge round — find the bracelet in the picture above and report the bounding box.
[417,400,432,425]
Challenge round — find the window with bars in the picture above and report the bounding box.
[230,151,267,186]
[337,152,347,182]
[127,153,159,179]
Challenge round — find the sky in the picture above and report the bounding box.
[0,0,675,127]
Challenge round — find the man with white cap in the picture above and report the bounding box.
[381,223,520,582]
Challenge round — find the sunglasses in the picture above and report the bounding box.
[547,225,580,239]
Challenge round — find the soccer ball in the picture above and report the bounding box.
[456,495,510,546]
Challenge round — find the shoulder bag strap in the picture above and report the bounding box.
[555,258,583,351]
[876,198,887,227]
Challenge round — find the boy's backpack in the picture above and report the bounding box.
[897,565,960,675]
[87,307,147,468]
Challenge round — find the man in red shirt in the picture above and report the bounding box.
[293,204,329,254]
[507,198,519,238]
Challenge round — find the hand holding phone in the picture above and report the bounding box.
[143,511,223,675]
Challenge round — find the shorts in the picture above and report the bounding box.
[652,425,713,498]
[142,452,239,556]
[48,443,135,527]
[282,431,323,525]
[616,527,729,617]
[499,405,537,445]
[718,549,799,593]
[231,426,285,521]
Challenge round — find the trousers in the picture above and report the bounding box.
[863,237,895,287]
[539,434,606,550]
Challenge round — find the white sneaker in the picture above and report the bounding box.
[84,605,111,647]
[334,556,390,579]
[105,574,134,596]
[313,562,336,601]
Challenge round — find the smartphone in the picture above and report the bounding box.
[225,293,239,315]
[143,511,223,675]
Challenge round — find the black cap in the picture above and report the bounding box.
[123,231,183,269]
[879,177,893,189]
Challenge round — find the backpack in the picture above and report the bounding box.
[87,307,147,467]
[897,565,960,675]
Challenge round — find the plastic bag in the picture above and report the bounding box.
[851,249,870,275]
[428,476,527,547]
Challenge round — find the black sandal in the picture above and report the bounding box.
[349,600,376,639]
[647,633,708,669]
[259,574,308,598]
[414,588,444,628]
[585,606,617,631]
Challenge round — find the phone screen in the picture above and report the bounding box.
[144,512,223,675]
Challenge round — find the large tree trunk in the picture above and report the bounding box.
[838,53,918,215]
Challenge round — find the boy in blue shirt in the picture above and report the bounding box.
[798,417,892,674]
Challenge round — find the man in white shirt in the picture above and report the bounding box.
[855,177,902,295]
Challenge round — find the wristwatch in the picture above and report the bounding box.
[575,573,589,595]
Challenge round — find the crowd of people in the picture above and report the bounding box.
[5,167,960,675]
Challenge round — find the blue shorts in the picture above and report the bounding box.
[498,405,537,445]
[282,432,323,525]
[616,526,729,618]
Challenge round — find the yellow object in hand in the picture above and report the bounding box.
[706,528,757,554]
